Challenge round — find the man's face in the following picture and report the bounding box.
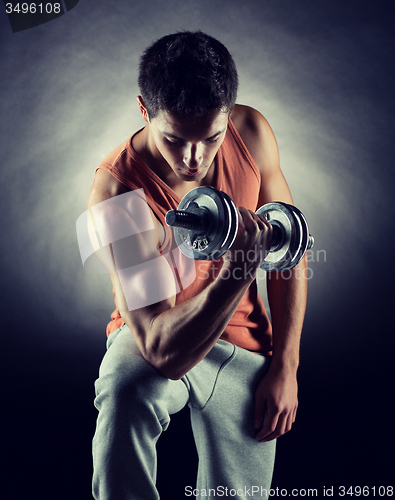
[148,108,229,182]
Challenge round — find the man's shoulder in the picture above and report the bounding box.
[88,136,138,207]
[230,104,278,173]
[231,104,274,147]
[99,139,130,171]
[88,168,131,209]
[231,103,264,127]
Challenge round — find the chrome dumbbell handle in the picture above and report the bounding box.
[167,207,286,250]
[165,204,208,232]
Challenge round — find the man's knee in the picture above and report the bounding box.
[94,355,168,411]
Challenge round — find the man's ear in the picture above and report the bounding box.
[136,96,149,123]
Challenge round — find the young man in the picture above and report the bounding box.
[89,31,307,499]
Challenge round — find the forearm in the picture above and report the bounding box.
[266,257,308,374]
[123,261,253,380]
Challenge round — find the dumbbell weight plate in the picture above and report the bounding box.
[211,190,239,259]
[285,203,310,268]
[173,187,238,260]
[256,202,298,271]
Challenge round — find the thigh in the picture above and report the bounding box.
[204,344,271,437]
[185,339,270,421]
[183,338,237,410]
[96,324,189,424]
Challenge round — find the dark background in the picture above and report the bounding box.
[1,0,394,498]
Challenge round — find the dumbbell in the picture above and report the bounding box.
[165,186,314,271]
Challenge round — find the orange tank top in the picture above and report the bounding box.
[96,119,273,355]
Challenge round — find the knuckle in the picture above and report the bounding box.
[271,404,281,414]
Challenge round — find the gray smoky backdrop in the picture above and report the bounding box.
[1,0,394,498]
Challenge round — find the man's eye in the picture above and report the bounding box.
[165,137,183,147]
[204,138,219,144]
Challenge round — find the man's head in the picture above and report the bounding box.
[138,31,238,120]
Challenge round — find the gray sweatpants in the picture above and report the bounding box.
[92,324,276,499]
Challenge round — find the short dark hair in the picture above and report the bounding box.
[138,31,238,119]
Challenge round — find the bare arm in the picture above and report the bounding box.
[254,259,307,441]
[88,168,271,380]
[232,104,308,440]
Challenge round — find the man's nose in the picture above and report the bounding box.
[184,144,202,167]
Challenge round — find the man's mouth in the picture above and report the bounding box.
[180,168,201,176]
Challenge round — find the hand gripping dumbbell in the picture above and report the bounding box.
[165,186,314,271]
